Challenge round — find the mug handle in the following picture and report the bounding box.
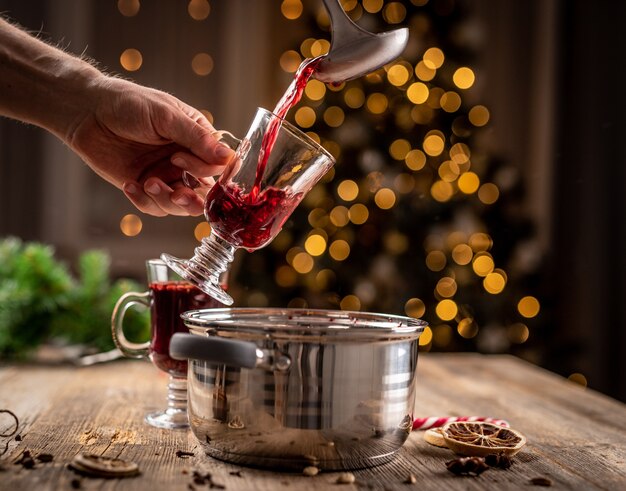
[111,291,151,359]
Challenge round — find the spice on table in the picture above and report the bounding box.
[441,421,526,457]
[69,452,140,478]
[405,473,417,484]
[445,456,490,476]
[530,477,553,486]
[484,452,513,469]
[423,427,447,448]
[336,472,356,484]
[303,466,320,476]
[176,450,195,458]
[36,453,54,463]
[14,449,36,469]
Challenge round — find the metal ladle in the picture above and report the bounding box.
[313,0,409,83]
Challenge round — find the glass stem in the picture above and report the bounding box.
[188,233,236,286]
[167,375,188,413]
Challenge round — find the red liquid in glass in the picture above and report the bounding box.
[149,281,224,375]
[204,56,323,250]
[205,182,303,251]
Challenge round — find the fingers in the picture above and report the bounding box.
[170,151,230,180]
[122,179,205,217]
[154,105,236,166]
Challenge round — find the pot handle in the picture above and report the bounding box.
[169,333,259,369]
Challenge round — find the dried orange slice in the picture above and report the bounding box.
[423,427,448,448]
[441,421,526,457]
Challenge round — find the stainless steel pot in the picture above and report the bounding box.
[170,308,426,471]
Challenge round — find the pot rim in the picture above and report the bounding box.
[182,307,426,336]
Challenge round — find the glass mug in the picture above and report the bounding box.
[112,258,227,429]
[162,107,335,306]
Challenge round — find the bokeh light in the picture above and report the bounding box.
[120,48,142,71]
[120,214,142,236]
[518,296,541,318]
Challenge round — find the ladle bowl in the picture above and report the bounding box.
[314,0,409,83]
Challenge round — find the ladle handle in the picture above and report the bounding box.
[170,333,259,369]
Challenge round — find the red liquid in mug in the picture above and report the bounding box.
[149,281,223,375]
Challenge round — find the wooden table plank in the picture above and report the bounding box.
[0,354,624,490]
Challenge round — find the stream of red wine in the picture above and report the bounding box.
[204,56,324,251]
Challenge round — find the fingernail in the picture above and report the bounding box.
[215,143,232,159]
[124,182,138,194]
[172,157,186,168]
[146,182,161,195]
[173,195,190,206]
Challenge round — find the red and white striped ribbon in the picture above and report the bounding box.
[412,416,509,430]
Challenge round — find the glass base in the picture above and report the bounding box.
[161,253,234,306]
[145,408,189,430]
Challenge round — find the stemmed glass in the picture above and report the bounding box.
[161,107,335,305]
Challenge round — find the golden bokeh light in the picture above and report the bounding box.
[374,188,396,209]
[568,373,588,387]
[387,64,410,86]
[436,299,458,321]
[275,265,297,287]
[281,0,303,19]
[305,79,326,100]
[329,240,350,261]
[188,0,210,20]
[430,180,454,202]
[458,171,480,194]
[406,82,429,104]
[118,0,140,17]
[304,234,327,256]
[423,134,445,156]
[518,296,541,318]
[419,326,433,346]
[383,230,409,255]
[294,106,316,127]
[200,109,214,124]
[300,38,315,57]
[453,67,475,89]
[508,323,530,344]
[323,106,345,127]
[438,160,460,182]
[405,297,426,318]
[120,214,142,236]
[415,61,436,81]
[280,50,302,73]
[469,232,492,252]
[483,271,506,294]
[472,253,495,276]
[311,39,331,57]
[458,317,479,338]
[469,105,490,126]
[316,268,336,289]
[389,139,411,160]
[423,47,445,69]
[337,180,359,201]
[478,183,500,204]
[450,142,471,165]
[452,244,473,265]
[436,277,457,298]
[340,294,361,311]
[330,205,350,227]
[383,2,407,23]
[362,0,383,13]
[344,87,365,108]
[405,149,427,171]
[394,173,415,194]
[348,203,369,224]
[440,91,462,112]
[191,53,213,76]
[120,48,142,71]
[366,93,389,114]
[194,222,211,241]
[292,252,314,274]
[425,250,446,271]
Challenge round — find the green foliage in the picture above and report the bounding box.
[0,237,149,358]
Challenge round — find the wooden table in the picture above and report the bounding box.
[1,354,624,490]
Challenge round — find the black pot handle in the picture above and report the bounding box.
[169,333,259,369]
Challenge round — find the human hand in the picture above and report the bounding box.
[66,76,234,216]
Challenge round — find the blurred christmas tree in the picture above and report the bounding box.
[235,0,543,359]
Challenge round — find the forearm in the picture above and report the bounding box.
[0,18,103,141]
